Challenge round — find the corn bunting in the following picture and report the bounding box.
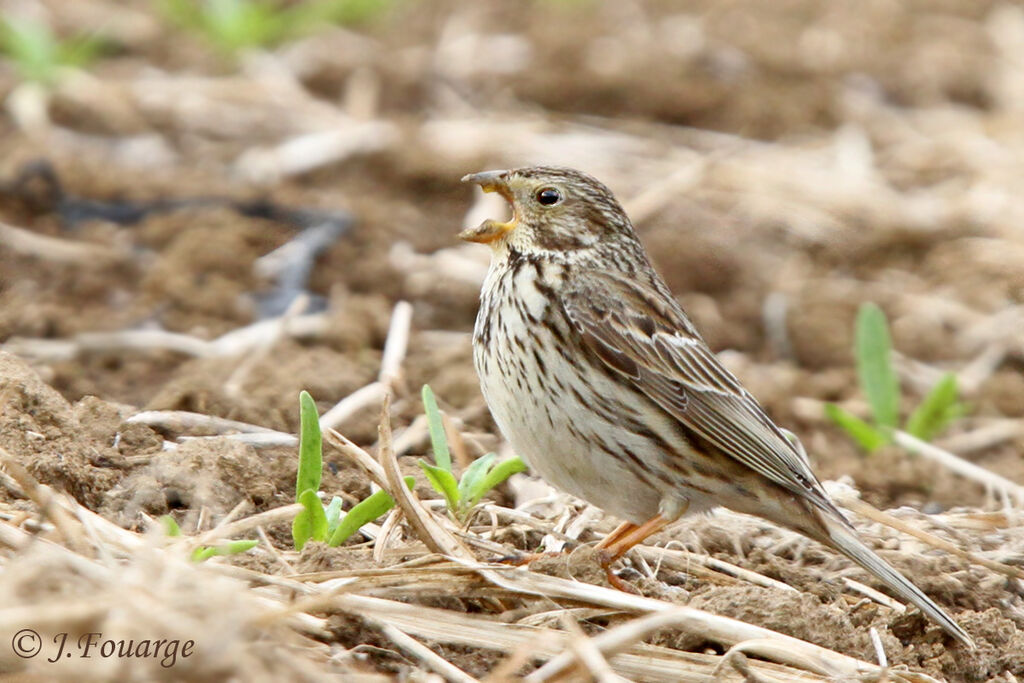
[460,165,972,648]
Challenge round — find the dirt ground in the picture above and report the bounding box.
[1,0,1023,681]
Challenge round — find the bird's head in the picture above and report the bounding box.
[459,166,638,258]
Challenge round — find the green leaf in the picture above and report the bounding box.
[324,496,344,535]
[457,453,496,512]
[56,34,105,68]
[328,476,415,546]
[160,515,182,537]
[295,488,329,551]
[191,546,219,562]
[273,0,337,34]
[311,0,394,25]
[220,539,260,555]
[191,539,259,562]
[160,0,202,28]
[470,457,527,507]
[0,19,56,84]
[206,0,266,50]
[421,385,451,472]
[855,303,900,429]
[292,489,323,552]
[825,403,889,452]
[160,0,321,54]
[0,18,53,75]
[296,390,322,500]
[292,511,311,551]
[418,459,460,512]
[905,373,963,442]
[0,16,108,85]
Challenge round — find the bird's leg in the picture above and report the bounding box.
[495,521,651,568]
[595,512,678,592]
[596,515,669,592]
[498,520,643,566]
[594,522,644,590]
[594,520,639,551]
[595,514,669,565]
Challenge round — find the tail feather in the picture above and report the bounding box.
[826,518,975,649]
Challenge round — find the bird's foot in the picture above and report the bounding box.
[596,548,641,594]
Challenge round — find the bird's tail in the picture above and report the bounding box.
[822,515,974,649]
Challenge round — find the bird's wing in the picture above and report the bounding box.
[560,270,833,511]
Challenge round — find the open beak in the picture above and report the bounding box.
[459,170,516,244]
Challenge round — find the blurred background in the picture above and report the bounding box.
[0,0,1022,678]
[1,0,1020,504]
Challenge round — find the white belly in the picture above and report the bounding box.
[482,368,664,523]
[473,259,695,523]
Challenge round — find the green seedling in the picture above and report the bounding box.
[161,0,308,53]
[190,540,260,562]
[292,390,329,550]
[161,0,394,55]
[310,0,396,25]
[418,385,526,521]
[291,390,414,550]
[160,515,258,562]
[825,303,966,453]
[0,17,107,85]
[327,480,414,545]
[161,514,183,537]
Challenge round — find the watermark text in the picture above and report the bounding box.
[12,630,194,668]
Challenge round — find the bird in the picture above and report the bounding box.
[459,165,973,648]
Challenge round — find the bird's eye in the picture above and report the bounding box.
[535,187,562,206]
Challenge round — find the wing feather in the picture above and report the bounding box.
[561,271,830,509]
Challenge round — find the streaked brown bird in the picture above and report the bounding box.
[460,165,973,648]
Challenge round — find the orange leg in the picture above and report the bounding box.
[594,520,638,551]
[597,514,671,561]
[497,508,684,592]
[495,520,640,567]
[595,509,684,592]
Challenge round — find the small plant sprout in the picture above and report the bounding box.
[327,482,414,546]
[292,390,328,551]
[291,390,414,551]
[160,515,259,562]
[160,0,395,56]
[189,540,261,562]
[825,303,966,453]
[0,16,107,86]
[418,385,526,522]
[161,0,308,54]
[160,514,182,538]
[318,0,395,26]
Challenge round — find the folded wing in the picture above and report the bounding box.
[560,270,835,515]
